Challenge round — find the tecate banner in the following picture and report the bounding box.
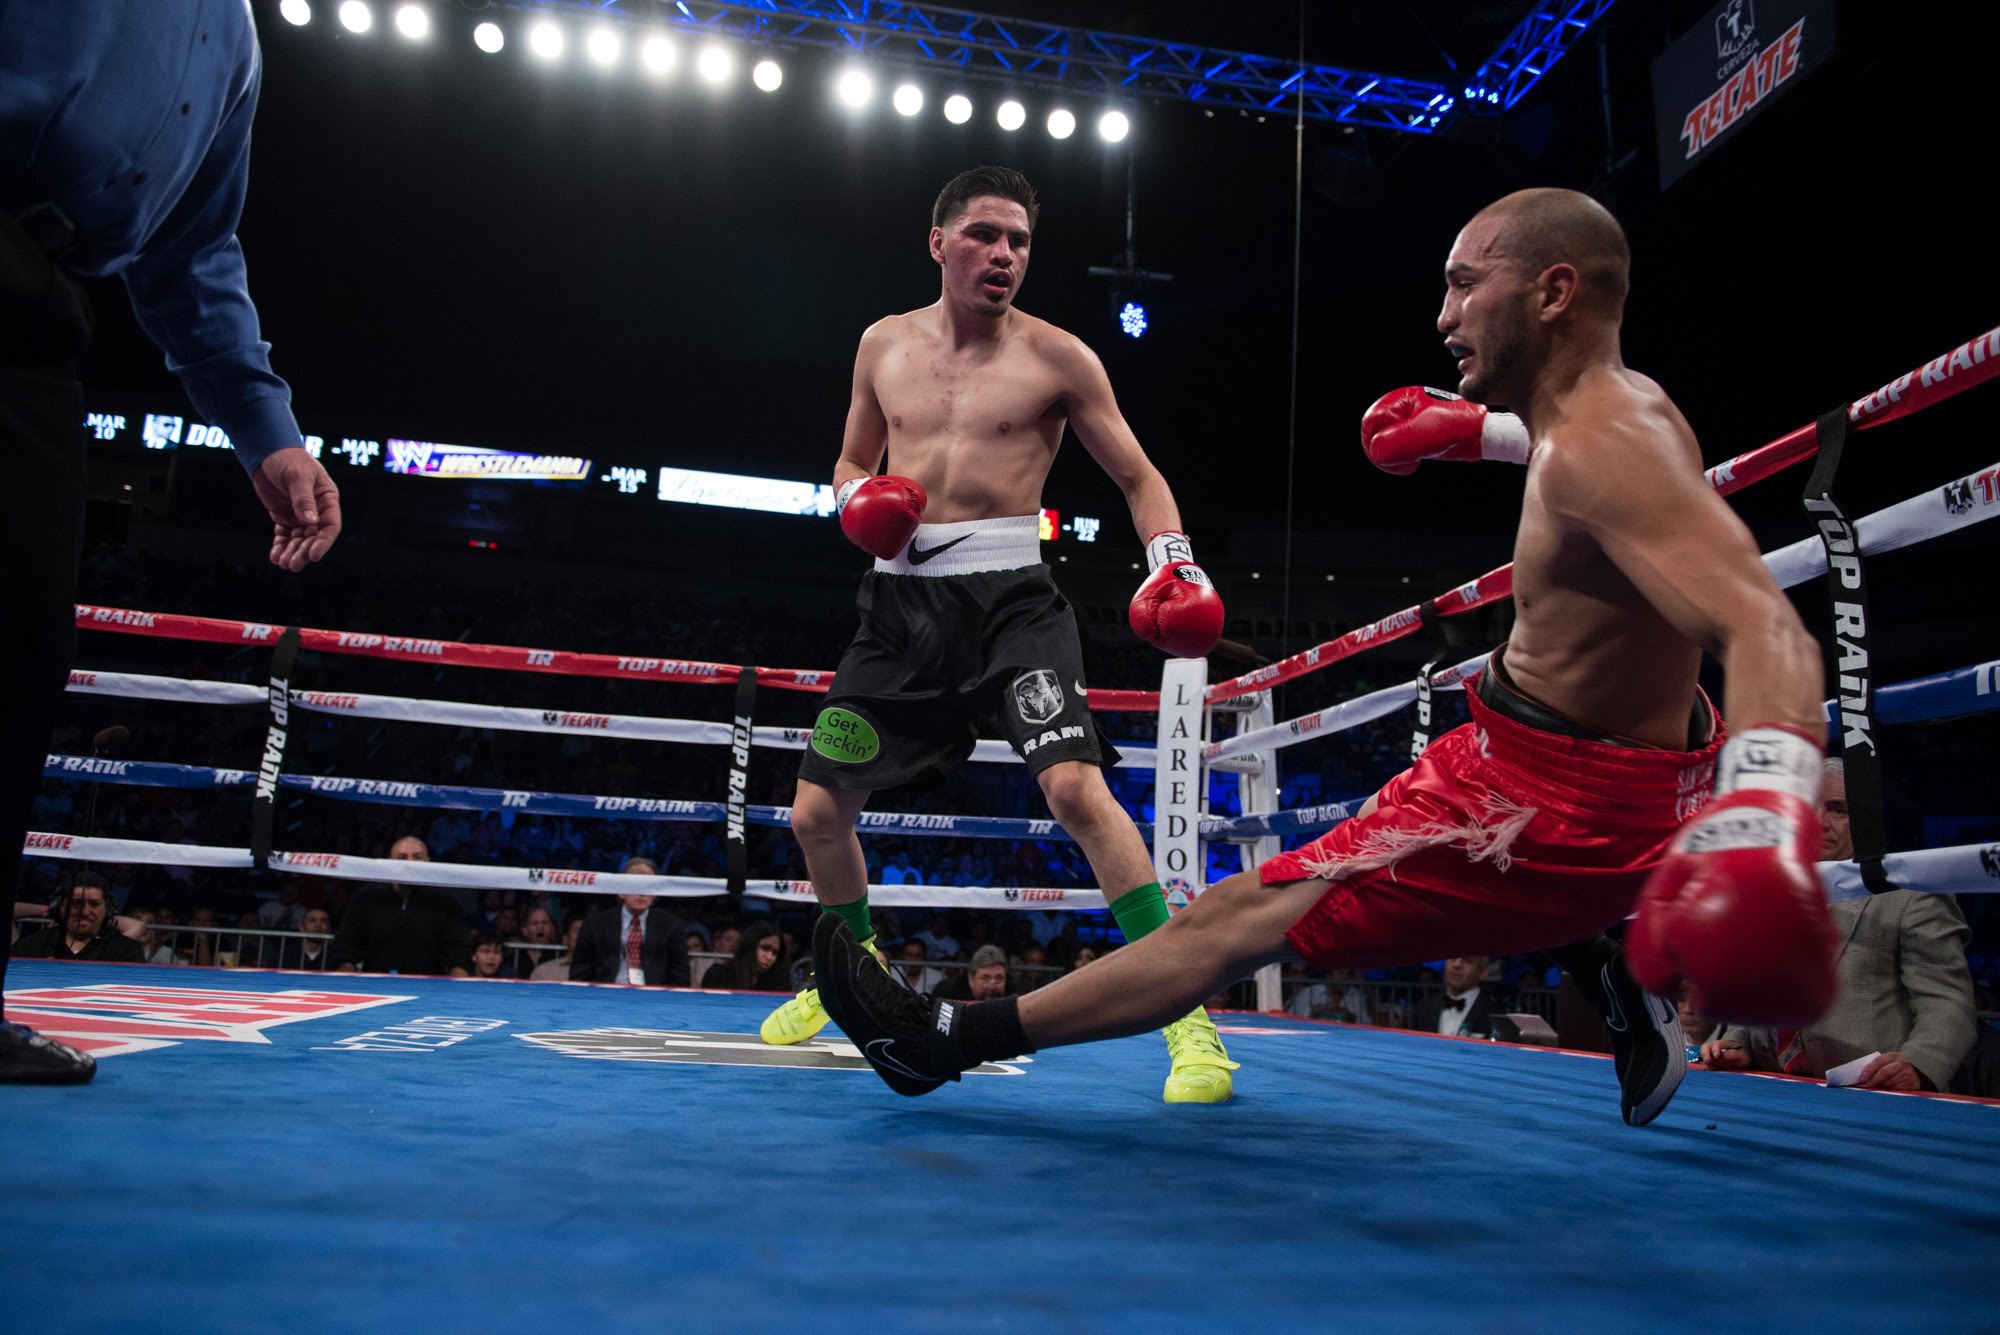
[1651,0,1836,189]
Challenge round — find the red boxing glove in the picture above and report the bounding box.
[1627,726,1841,1025]
[838,475,927,560]
[1360,386,1530,475]
[1129,531,1224,659]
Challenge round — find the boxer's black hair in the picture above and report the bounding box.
[933,166,1040,233]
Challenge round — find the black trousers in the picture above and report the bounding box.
[0,208,92,1018]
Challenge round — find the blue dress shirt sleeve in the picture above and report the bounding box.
[118,53,302,473]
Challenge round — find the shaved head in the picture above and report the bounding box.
[1470,188,1630,310]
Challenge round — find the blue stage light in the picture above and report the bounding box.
[1119,301,1148,338]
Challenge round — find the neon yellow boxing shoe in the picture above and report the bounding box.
[1162,1007,1239,1104]
[759,987,830,1046]
[758,936,884,1046]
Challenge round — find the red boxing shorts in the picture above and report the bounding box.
[1265,658,1724,970]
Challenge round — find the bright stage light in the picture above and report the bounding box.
[752,59,783,92]
[1119,301,1148,338]
[696,45,732,83]
[528,21,563,60]
[943,94,973,124]
[279,0,312,27]
[473,21,504,53]
[1098,110,1131,143]
[1047,108,1076,139]
[337,1,372,34]
[641,35,675,75]
[892,84,923,116]
[835,70,873,108]
[996,100,1025,131]
[585,27,620,66]
[393,4,428,40]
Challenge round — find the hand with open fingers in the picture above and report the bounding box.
[1856,1051,1927,1092]
[252,447,343,571]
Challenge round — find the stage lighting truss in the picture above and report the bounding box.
[523,0,1612,134]
[288,0,1617,138]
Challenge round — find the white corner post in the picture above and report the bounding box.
[1151,657,1208,913]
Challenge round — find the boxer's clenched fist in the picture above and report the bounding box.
[1360,386,1529,474]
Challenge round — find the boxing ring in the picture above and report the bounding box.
[8,330,2000,1328]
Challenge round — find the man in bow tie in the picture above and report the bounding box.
[1415,956,1501,1038]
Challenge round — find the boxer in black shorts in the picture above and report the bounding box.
[758,166,1238,1103]
[798,517,1118,791]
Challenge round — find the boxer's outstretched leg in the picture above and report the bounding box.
[1015,869,1323,1047]
[816,868,1325,1096]
[760,780,874,1046]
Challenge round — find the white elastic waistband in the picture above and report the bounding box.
[875,515,1042,577]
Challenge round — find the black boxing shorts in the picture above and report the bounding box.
[797,515,1121,792]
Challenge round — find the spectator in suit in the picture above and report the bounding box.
[934,944,1010,1002]
[703,920,790,991]
[529,916,584,982]
[569,860,690,987]
[1701,761,1975,1092]
[277,908,332,971]
[328,836,472,977]
[1414,956,1502,1039]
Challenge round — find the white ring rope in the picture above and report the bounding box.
[19,833,1108,910]
[1819,845,2000,902]
[64,670,1157,770]
[23,830,1992,904]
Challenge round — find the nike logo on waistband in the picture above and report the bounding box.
[906,535,972,565]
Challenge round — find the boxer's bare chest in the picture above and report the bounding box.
[873,335,1067,508]
[877,339,1064,445]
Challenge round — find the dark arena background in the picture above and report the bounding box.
[6,1,1998,1330]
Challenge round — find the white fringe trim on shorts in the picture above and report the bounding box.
[1296,794,1539,883]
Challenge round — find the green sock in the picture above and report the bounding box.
[829,897,873,945]
[1107,882,1172,943]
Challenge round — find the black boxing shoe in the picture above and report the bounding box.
[0,1022,97,1085]
[1573,949,1685,1127]
[814,912,964,1097]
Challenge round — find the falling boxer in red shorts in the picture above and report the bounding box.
[815,188,1844,1126]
